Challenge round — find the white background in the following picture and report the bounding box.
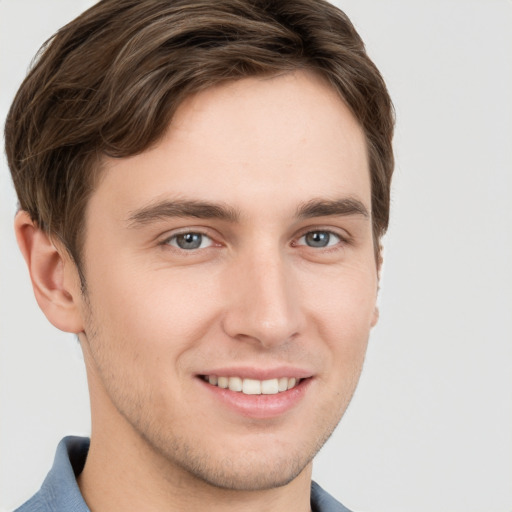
[1,1,511,511]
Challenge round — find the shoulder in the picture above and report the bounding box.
[13,493,48,512]
[311,481,355,512]
[13,437,91,512]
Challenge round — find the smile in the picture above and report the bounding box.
[202,375,300,395]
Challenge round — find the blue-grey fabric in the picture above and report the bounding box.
[15,437,90,512]
[310,481,353,512]
[15,437,352,512]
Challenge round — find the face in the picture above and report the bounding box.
[76,70,378,491]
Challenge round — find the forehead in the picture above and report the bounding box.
[93,70,370,219]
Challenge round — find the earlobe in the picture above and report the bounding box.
[14,211,84,334]
[371,246,383,328]
[371,306,379,327]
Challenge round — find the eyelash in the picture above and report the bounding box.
[293,230,345,250]
[295,226,353,255]
[159,230,215,251]
[159,227,349,254]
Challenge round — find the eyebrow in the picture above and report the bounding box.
[126,196,369,228]
[126,199,240,227]
[296,197,369,219]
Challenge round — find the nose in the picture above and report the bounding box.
[221,249,303,348]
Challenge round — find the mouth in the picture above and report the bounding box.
[200,375,301,395]
[196,368,313,418]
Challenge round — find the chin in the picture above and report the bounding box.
[177,449,313,491]
[145,419,338,492]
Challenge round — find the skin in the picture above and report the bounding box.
[16,70,379,512]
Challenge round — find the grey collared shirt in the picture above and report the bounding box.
[14,437,352,512]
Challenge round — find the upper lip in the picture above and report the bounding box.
[198,366,314,380]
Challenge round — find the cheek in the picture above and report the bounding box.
[84,260,222,356]
[80,267,221,417]
[303,267,376,366]
[306,264,377,325]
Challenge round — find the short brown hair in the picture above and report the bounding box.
[5,0,394,274]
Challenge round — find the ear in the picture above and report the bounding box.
[371,305,380,328]
[371,246,384,328]
[14,211,85,333]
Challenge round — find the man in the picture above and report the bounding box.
[5,0,394,510]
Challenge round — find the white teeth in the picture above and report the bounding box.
[204,375,300,395]
[228,376,243,392]
[242,378,261,395]
[261,378,279,395]
[218,376,229,389]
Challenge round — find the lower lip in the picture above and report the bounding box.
[198,377,312,419]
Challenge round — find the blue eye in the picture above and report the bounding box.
[166,232,213,250]
[298,231,341,248]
